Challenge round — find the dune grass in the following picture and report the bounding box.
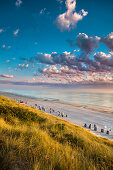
[0,95,113,170]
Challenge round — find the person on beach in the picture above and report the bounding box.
[58,111,60,116]
[61,113,64,117]
[50,108,51,113]
[39,106,41,110]
[42,107,45,111]
[89,124,91,129]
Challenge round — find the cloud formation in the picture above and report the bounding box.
[76,33,100,54]
[18,32,113,84]
[25,51,77,66]
[56,0,88,31]
[0,74,14,78]
[37,64,113,84]
[101,32,113,51]
[16,63,29,71]
[22,50,113,83]
[94,52,113,70]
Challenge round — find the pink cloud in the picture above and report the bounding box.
[0,29,4,33]
[2,44,6,48]
[6,60,10,63]
[15,0,23,7]
[0,74,14,78]
[2,44,11,50]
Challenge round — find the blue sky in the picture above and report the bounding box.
[0,0,113,85]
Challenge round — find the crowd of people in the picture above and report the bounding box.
[14,98,112,136]
[34,104,68,118]
[15,98,68,118]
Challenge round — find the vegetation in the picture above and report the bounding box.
[0,95,113,170]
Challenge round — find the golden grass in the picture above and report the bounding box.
[0,95,113,170]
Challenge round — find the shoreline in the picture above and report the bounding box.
[1,91,113,141]
[1,91,113,116]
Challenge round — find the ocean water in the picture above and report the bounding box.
[1,87,113,110]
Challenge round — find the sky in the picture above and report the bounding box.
[0,0,113,87]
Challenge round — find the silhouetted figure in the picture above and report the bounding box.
[58,111,60,116]
[42,107,45,111]
[84,123,87,127]
[89,124,91,129]
[39,106,41,110]
[50,108,52,113]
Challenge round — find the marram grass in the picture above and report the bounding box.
[0,95,113,170]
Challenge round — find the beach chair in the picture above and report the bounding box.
[94,126,97,131]
[101,129,104,133]
[106,130,109,135]
[84,123,87,127]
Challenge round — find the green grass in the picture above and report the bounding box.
[0,95,113,170]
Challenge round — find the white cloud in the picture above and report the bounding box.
[14,29,19,36]
[56,0,88,31]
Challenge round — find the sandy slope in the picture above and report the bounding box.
[1,92,113,140]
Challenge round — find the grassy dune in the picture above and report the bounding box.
[0,96,113,170]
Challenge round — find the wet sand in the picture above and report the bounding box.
[1,91,113,141]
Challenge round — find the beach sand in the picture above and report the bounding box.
[1,91,113,140]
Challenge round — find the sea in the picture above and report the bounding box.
[1,86,113,110]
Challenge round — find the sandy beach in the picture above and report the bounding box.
[1,91,113,140]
